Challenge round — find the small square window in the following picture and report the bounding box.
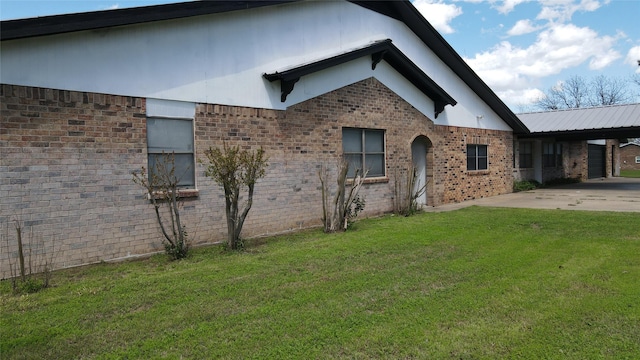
[467,144,488,171]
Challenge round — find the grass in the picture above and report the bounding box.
[2,207,639,359]
[620,169,640,178]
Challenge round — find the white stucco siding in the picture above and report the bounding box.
[371,11,511,131]
[0,0,511,131]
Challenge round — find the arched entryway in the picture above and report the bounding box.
[411,135,433,207]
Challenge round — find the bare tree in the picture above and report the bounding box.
[589,75,633,106]
[535,74,633,110]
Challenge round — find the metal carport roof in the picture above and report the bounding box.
[517,103,640,140]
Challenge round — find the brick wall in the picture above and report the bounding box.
[432,126,513,203]
[605,139,620,177]
[1,85,156,277]
[1,79,514,277]
[620,144,640,170]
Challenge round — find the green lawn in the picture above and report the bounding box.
[620,169,640,178]
[2,207,639,359]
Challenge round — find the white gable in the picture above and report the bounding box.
[0,0,512,131]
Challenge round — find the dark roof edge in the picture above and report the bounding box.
[0,1,297,41]
[519,127,640,141]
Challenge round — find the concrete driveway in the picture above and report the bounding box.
[432,177,640,213]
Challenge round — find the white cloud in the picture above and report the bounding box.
[413,0,463,34]
[103,4,120,10]
[496,88,546,110]
[507,19,541,36]
[589,48,621,70]
[626,46,640,73]
[537,0,603,23]
[495,0,528,14]
[465,23,621,106]
[448,0,623,106]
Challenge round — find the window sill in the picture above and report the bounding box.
[363,176,389,184]
[467,170,490,176]
[346,177,389,185]
[148,189,199,200]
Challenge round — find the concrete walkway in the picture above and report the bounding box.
[428,177,640,213]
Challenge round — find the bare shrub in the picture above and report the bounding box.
[393,165,427,216]
[3,219,57,294]
[319,160,366,232]
[132,152,190,260]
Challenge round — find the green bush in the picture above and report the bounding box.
[513,179,540,192]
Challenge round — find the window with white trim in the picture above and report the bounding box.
[342,128,385,178]
[467,144,488,171]
[635,156,640,164]
[147,117,195,188]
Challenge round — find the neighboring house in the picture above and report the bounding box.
[0,0,530,277]
[620,143,640,171]
[514,104,640,182]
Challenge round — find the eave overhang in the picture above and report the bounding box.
[263,39,456,118]
[518,127,640,141]
[0,1,297,41]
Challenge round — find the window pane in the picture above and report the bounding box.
[364,130,384,153]
[478,157,488,170]
[477,145,487,157]
[543,155,554,167]
[520,154,532,168]
[147,118,193,153]
[467,156,476,171]
[365,154,385,177]
[556,144,562,167]
[520,142,531,154]
[344,154,362,178]
[342,128,362,153]
[467,145,476,157]
[148,153,195,187]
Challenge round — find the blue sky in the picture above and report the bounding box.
[414,0,640,110]
[1,0,639,110]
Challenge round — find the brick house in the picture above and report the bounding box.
[1,0,529,277]
[514,104,640,182]
[620,143,640,171]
